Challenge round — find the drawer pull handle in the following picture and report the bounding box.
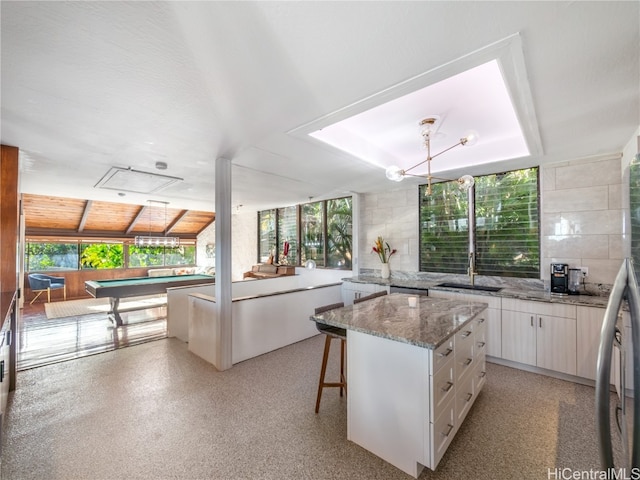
[465,392,473,402]
[530,316,534,327]
[438,348,453,358]
[463,358,473,366]
[461,330,472,338]
[478,317,485,323]
[539,317,543,328]
[477,341,486,348]
[479,371,487,378]
[441,424,454,437]
[441,381,454,393]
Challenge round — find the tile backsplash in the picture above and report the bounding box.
[359,150,636,287]
[541,154,625,286]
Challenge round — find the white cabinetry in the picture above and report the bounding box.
[576,305,606,380]
[428,290,502,358]
[342,282,388,305]
[348,314,486,477]
[501,298,577,376]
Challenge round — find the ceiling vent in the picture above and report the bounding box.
[95,167,183,194]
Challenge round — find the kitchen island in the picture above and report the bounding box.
[311,293,488,477]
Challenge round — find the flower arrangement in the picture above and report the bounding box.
[279,241,291,265]
[372,236,397,264]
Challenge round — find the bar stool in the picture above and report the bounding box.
[314,302,346,413]
[353,290,387,304]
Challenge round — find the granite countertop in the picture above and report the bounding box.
[344,275,612,309]
[310,293,488,349]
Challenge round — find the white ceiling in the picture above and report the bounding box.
[1,1,638,213]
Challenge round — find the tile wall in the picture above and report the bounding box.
[541,154,624,285]
[359,184,419,274]
[198,210,257,282]
[359,139,638,285]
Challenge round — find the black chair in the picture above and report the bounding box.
[28,273,66,304]
[314,302,346,413]
[353,290,388,304]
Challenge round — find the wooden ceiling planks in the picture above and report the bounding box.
[22,195,86,230]
[22,194,215,239]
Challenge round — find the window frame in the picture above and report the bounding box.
[418,167,540,278]
[24,236,197,272]
[257,196,352,270]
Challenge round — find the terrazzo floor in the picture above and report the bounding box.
[1,334,628,480]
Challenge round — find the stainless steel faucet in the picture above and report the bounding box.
[467,184,477,287]
[468,251,477,286]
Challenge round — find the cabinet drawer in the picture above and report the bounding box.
[475,317,487,358]
[474,357,487,393]
[502,298,576,319]
[454,326,475,382]
[430,395,456,469]
[431,356,454,419]
[432,338,454,374]
[455,367,475,425]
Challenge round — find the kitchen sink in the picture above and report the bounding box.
[436,282,502,292]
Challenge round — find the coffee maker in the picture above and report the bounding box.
[550,263,569,294]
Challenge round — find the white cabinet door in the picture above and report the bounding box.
[576,306,606,380]
[502,299,577,376]
[485,307,502,358]
[536,314,576,375]
[501,311,537,366]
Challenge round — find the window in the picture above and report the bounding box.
[419,168,539,278]
[326,197,352,269]
[257,196,352,270]
[258,210,276,263]
[129,243,195,267]
[80,242,124,269]
[277,206,298,265]
[25,239,196,271]
[25,242,79,271]
[301,202,325,267]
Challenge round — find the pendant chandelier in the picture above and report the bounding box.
[385,117,479,195]
[134,200,180,248]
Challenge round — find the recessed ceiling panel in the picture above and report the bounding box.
[95,167,183,194]
[308,59,530,176]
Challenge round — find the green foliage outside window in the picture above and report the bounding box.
[26,243,79,271]
[301,202,325,267]
[258,196,352,270]
[277,206,298,265]
[26,241,196,271]
[420,168,539,278]
[81,243,124,269]
[327,197,352,269]
[129,245,196,267]
[258,210,277,263]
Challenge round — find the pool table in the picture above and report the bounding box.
[85,274,215,326]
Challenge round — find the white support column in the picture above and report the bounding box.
[214,157,233,371]
[351,193,360,276]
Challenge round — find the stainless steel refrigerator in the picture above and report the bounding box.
[596,258,640,469]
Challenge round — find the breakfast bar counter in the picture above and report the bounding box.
[311,294,488,477]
